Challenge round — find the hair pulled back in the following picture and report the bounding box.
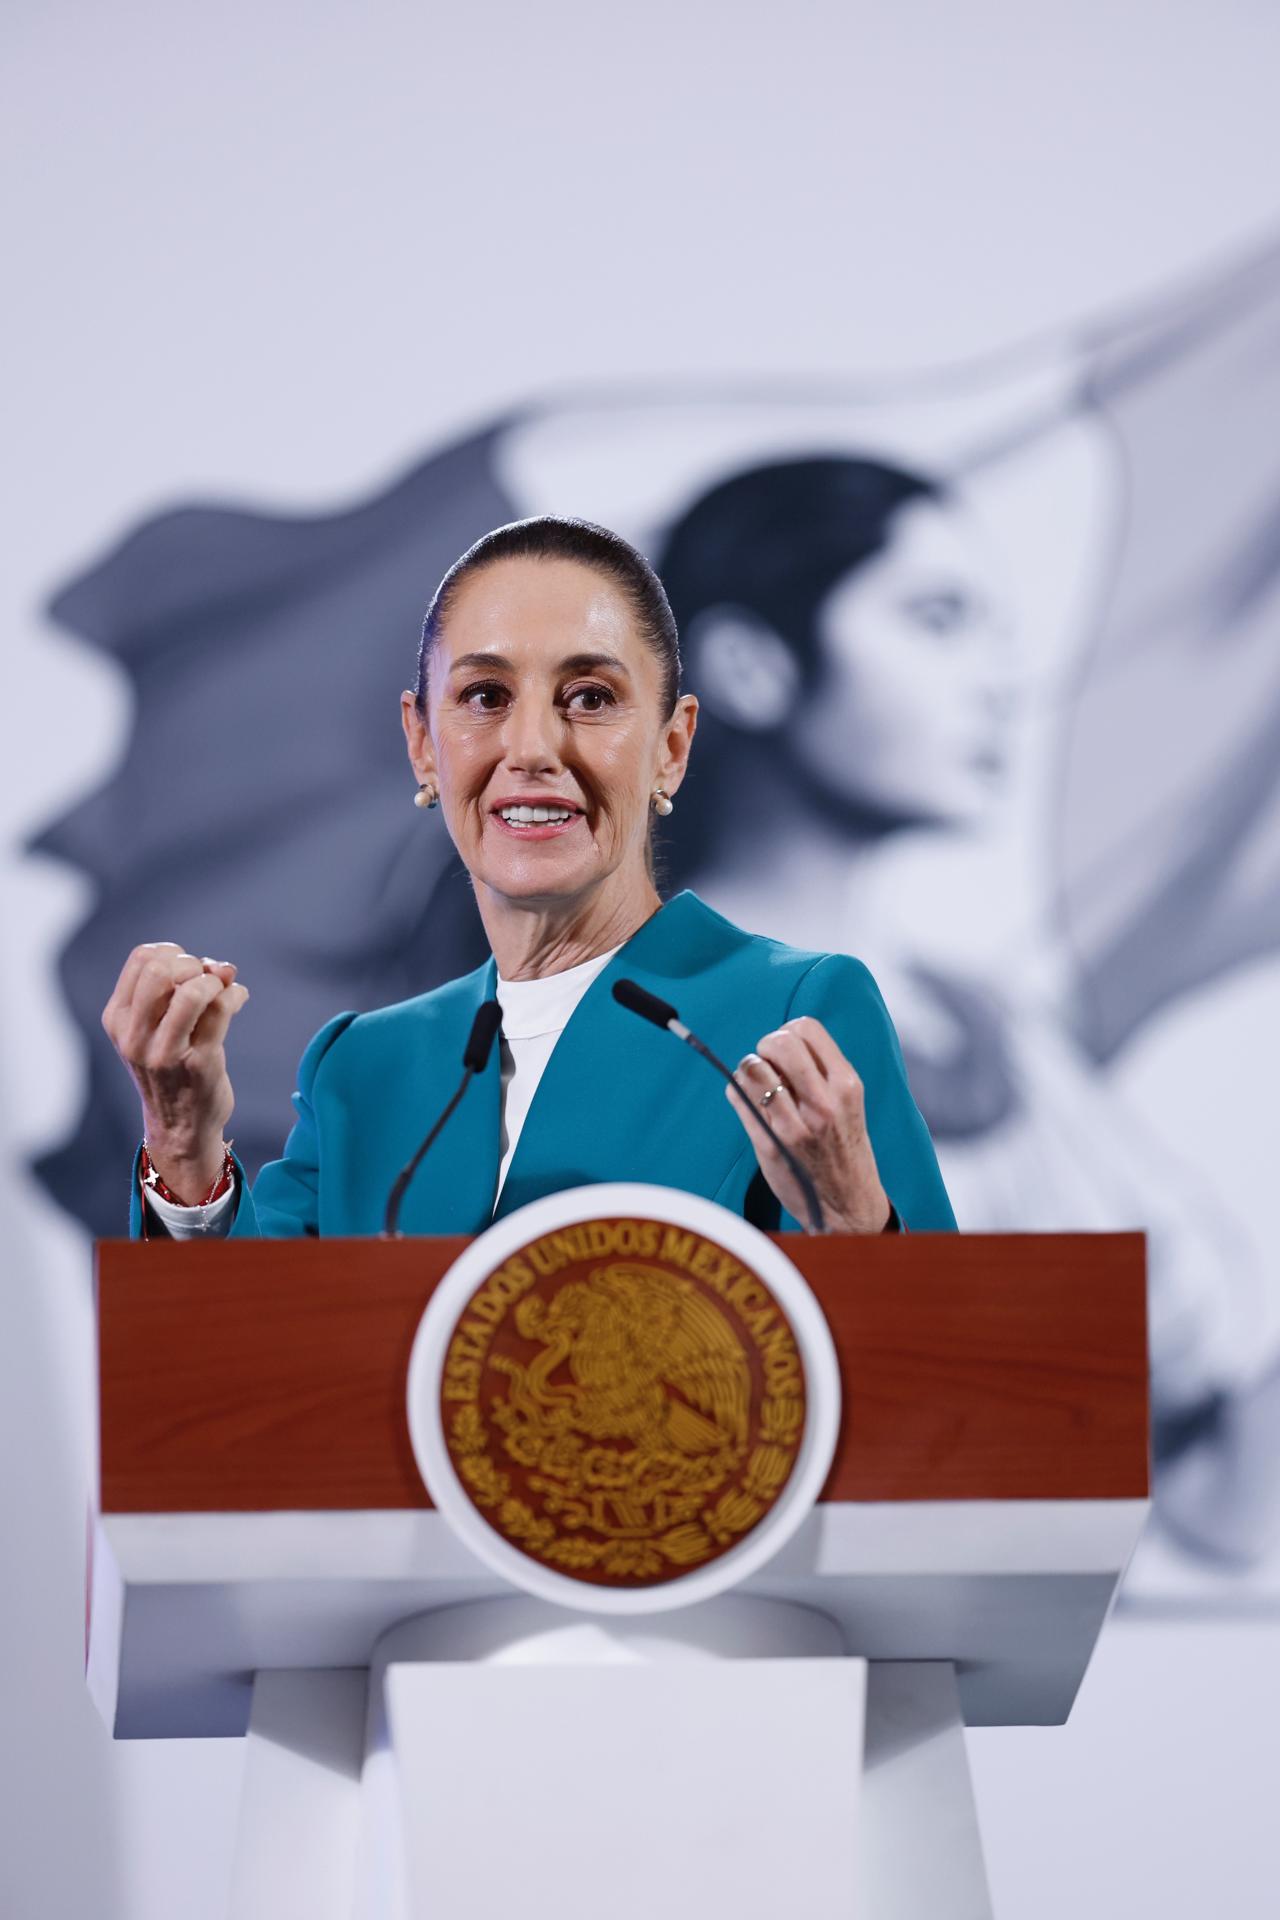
[416,515,681,718]
[657,455,940,684]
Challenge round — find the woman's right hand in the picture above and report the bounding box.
[102,943,250,1202]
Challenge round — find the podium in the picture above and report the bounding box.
[90,1226,1148,1919]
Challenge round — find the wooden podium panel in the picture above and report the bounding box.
[97,1232,1148,1514]
[90,1231,1150,1736]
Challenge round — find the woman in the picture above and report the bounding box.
[659,455,1014,947]
[659,455,1034,1143]
[102,515,955,1241]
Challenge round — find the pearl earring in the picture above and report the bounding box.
[652,788,674,817]
[414,783,439,810]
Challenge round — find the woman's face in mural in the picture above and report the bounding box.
[788,497,1014,826]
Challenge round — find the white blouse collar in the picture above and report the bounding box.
[494,943,623,1040]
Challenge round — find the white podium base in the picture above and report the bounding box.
[230,1668,368,1920]
[229,1599,992,1920]
[859,1662,993,1920]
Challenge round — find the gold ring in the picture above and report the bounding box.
[758,1082,786,1108]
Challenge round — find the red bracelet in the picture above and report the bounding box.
[140,1141,236,1208]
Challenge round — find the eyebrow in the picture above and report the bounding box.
[447,650,633,679]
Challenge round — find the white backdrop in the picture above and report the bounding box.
[5,3,1280,1915]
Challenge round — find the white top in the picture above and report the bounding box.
[146,942,623,1238]
[491,943,621,1208]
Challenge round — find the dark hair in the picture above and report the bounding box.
[415,514,681,717]
[656,455,944,887]
[657,454,941,684]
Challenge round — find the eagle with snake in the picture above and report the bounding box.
[498,1262,752,1462]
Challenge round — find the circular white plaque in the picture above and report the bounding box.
[406,1182,841,1614]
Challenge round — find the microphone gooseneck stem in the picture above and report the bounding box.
[678,1027,826,1236]
[382,998,503,1239]
[610,977,825,1233]
[383,1070,476,1239]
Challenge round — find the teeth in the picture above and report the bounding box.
[499,805,576,824]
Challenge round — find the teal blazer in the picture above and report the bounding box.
[130,891,955,1239]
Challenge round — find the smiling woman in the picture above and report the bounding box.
[100,515,955,1243]
[403,518,688,965]
[401,523,691,976]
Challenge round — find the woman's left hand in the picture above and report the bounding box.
[725,1015,891,1234]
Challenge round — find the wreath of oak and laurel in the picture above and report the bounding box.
[445,1257,805,1583]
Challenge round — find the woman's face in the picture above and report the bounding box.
[403,555,695,916]
[790,497,1015,827]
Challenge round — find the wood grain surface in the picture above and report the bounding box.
[96,1232,1149,1513]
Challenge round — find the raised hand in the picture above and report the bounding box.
[102,943,249,1203]
[725,1014,890,1234]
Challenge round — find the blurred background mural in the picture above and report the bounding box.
[38,244,1280,1575]
[5,4,1280,1917]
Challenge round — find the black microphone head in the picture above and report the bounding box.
[612,977,679,1030]
[463,999,503,1072]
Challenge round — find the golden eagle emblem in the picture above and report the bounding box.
[499,1263,752,1458]
[441,1218,807,1588]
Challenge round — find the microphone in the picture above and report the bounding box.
[383,999,503,1238]
[611,978,825,1234]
